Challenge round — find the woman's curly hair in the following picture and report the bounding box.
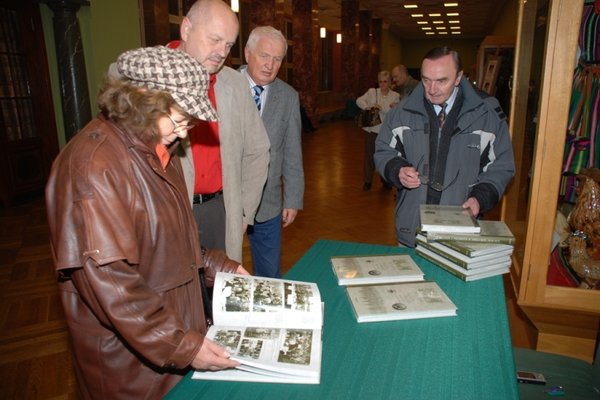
[97,77,193,143]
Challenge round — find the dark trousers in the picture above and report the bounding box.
[192,193,226,252]
[363,130,377,184]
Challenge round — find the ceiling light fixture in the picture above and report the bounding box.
[320,27,326,38]
[411,14,424,17]
[448,20,460,24]
[432,21,444,24]
[447,12,459,16]
[451,31,461,34]
[444,2,459,6]
[417,21,429,25]
[421,27,432,30]
[336,33,342,43]
[429,13,442,17]
[425,32,435,35]
[404,4,418,8]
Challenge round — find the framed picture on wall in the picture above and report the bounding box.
[481,57,501,95]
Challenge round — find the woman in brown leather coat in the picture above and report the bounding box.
[45,46,246,399]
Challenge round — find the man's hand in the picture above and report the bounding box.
[399,166,421,189]
[282,209,298,228]
[462,197,480,217]
[191,338,240,371]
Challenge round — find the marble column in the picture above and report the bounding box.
[292,0,319,127]
[248,0,276,29]
[358,10,372,95]
[42,0,91,142]
[341,0,359,99]
[371,19,382,81]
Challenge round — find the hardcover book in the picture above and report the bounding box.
[345,281,457,323]
[415,246,510,282]
[438,239,514,258]
[416,235,512,269]
[419,204,480,234]
[192,272,322,384]
[330,254,424,285]
[424,220,515,245]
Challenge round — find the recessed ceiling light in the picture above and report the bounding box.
[448,20,460,24]
[425,32,435,35]
[422,27,432,30]
[447,12,459,16]
[435,26,447,30]
[432,20,444,24]
[444,2,459,6]
[429,13,442,17]
[404,4,418,8]
[451,31,461,34]
[417,21,429,25]
[439,31,449,35]
[450,26,460,30]
[411,13,424,18]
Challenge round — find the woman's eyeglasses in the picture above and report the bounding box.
[415,155,459,192]
[166,114,193,133]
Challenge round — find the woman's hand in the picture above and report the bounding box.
[191,338,240,371]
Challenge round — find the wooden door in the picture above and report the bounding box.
[0,1,58,207]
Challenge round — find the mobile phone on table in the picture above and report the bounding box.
[516,370,546,385]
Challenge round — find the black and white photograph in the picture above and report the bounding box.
[222,276,252,312]
[238,338,264,360]
[252,279,284,312]
[244,327,281,340]
[278,329,313,365]
[213,329,242,353]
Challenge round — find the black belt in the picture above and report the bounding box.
[193,190,223,204]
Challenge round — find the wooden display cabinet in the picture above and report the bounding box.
[504,0,600,363]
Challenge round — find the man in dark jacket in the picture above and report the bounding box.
[375,47,515,247]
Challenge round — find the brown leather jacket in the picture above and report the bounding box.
[45,116,239,399]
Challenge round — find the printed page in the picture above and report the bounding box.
[211,272,323,329]
[206,325,321,379]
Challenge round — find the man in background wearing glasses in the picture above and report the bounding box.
[374,47,515,247]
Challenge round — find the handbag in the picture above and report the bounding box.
[357,108,382,127]
[356,89,382,128]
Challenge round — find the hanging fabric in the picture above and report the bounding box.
[560,2,600,202]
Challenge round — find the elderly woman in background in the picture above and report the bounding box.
[356,70,400,191]
[45,46,247,400]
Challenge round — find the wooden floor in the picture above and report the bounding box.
[0,119,536,399]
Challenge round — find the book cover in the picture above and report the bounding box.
[438,239,513,258]
[345,281,457,323]
[192,272,322,384]
[415,246,510,282]
[416,235,512,269]
[425,220,515,245]
[419,204,480,234]
[330,254,424,285]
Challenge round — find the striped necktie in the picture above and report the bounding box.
[438,103,447,128]
[253,85,264,111]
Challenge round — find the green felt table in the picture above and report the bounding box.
[165,240,519,400]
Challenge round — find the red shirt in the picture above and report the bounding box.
[167,40,223,194]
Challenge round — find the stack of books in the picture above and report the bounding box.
[416,205,515,281]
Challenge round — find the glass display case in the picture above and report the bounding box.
[505,0,600,362]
